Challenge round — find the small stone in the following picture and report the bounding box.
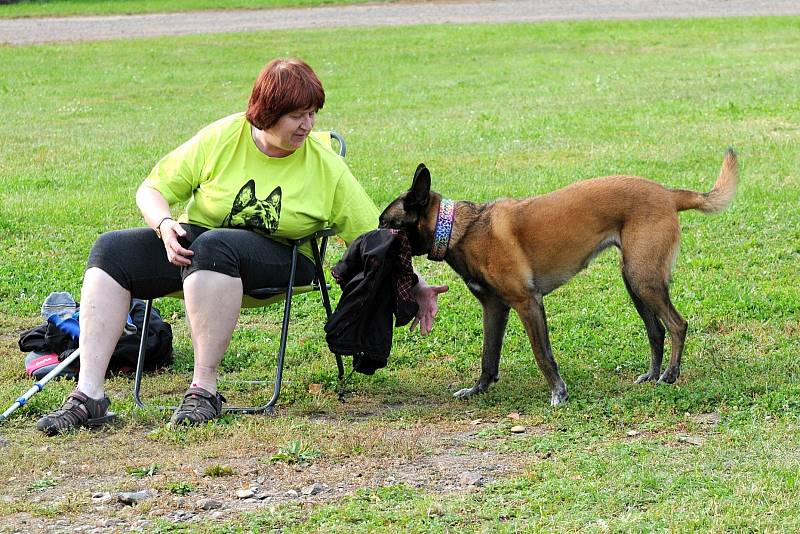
[626,430,640,437]
[301,483,327,496]
[235,489,254,499]
[211,511,225,520]
[196,498,222,510]
[509,425,526,434]
[694,413,721,426]
[677,435,705,446]
[459,471,484,486]
[507,412,520,420]
[118,490,150,505]
[284,489,299,498]
[173,510,194,521]
[470,418,483,425]
[91,492,113,504]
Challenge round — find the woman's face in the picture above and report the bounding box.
[262,107,316,156]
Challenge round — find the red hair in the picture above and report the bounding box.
[246,58,325,130]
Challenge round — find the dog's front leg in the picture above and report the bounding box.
[516,293,568,406]
[453,295,509,399]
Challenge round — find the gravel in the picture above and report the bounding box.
[2,0,800,46]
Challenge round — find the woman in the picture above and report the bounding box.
[37,58,447,435]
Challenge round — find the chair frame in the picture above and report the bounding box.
[132,131,347,415]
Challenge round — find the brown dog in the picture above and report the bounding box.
[379,149,738,405]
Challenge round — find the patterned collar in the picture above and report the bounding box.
[427,198,455,261]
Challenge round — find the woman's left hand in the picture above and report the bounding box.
[410,281,449,336]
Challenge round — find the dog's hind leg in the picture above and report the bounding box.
[453,293,509,399]
[514,293,568,406]
[651,292,687,384]
[628,283,687,384]
[621,224,687,384]
[622,272,666,383]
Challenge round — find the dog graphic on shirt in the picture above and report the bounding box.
[222,179,281,234]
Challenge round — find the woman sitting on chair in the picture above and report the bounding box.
[37,58,447,435]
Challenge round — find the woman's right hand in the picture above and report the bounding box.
[159,220,194,266]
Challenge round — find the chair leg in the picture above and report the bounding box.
[321,282,344,379]
[132,299,183,412]
[311,237,349,402]
[311,237,344,380]
[319,282,347,399]
[132,299,154,409]
[264,244,299,414]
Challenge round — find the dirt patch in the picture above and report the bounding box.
[1,416,547,532]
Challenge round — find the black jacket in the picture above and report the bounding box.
[325,229,418,374]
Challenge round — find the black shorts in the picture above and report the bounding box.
[86,224,315,300]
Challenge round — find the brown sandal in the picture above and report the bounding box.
[36,389,115,436]
[169,387,225,426]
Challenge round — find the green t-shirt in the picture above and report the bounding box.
[143,112,379,258]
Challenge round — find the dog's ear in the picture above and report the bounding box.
[409,163,431,208]
[231,179,257,211]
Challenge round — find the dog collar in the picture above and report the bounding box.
[428,198,455,261]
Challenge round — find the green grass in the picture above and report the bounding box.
[1,15,799,532]
[0,0,374,18]
[240,420,800,532]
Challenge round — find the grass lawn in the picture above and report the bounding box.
[0,0,374,18]
[1,15,799,532]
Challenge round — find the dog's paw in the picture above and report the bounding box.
[550,386,569,406]
[635,371,659,384]
[657,368,680,384]
[453,387,478,399]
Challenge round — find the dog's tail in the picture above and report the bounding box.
[672,148,738,214]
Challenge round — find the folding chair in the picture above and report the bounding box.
[132,131,347,415]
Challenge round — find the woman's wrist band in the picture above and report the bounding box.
[154,216,174,239]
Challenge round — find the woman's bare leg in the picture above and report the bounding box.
[183,270,243,393]
[76,267,130,399]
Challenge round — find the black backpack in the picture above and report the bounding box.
[109,299,174,373]
[18,298,173,378]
